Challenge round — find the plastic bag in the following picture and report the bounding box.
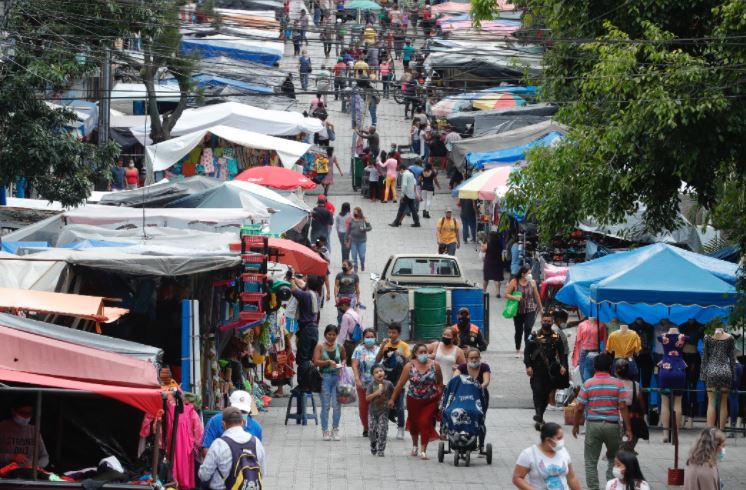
[501,291,522,319]
[336,367,357,405]
[570,365,582,387]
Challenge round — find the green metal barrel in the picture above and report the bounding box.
[413,287,447,341]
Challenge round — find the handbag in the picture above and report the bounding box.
[628,382,649,440]
[502,291,522,319]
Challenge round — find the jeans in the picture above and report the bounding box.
[320,372,341,431]
[513,310,536,350]
[422,190,434,212]
[382,79,390,97]
[584,420,620,490]
[462,216,477,241]
[579,350,598,382]
[338,231,350,262]
[384,176,397,202]
[369,103,378,126]
[300,72,309,90]
[351,240,367,271]
[443,242,456,255]
[394,196,420,226]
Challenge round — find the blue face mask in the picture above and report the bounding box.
[363,338,376,346]
[417,353,429,363]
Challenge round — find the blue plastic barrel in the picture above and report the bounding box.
[450,288,484,331]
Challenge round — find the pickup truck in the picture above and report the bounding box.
[371,254,489,343]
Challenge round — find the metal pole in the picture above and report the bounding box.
[98,47,111,147]
[31,391,42,480]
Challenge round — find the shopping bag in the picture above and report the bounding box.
[501,291,521,319]
[336,367,357,405]
[570,365,582,387]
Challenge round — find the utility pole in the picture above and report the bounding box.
[0,0,14,206]
[98,47,111,147]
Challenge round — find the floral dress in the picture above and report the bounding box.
[407,364,438,400]
[657,333,688,393]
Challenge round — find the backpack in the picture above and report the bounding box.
[315,155,329,174]
[382,346,404,383]
[219,436,262,490]
[350,321,363,343]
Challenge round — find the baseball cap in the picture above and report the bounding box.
[229,390,253,413]
[318,194,327,202]
[336,296,351,307]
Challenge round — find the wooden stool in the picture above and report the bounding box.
[284,390,318,425]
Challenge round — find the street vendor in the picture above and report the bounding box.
[0,399,49,468]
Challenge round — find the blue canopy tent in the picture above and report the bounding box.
[556,243,739,325]
[181,37,283,66]
[467,131,563,170]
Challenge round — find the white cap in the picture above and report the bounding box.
[229,390,253,413]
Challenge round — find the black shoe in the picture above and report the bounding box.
[411,223,421,227]
[533,414,544,423]
[393,200,398,203]
[363,430,369,437]
[534,422,543,431]
[389,223,400,227]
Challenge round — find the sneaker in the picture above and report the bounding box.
[420,451,429,460]
[410,446,419,456]
[411,223,421,227]
[388,223,400,227]
[362,430,369,437]
[371,448,377,455]
[332,428,341,441]
[323,430,331,441]
[396,428,405,440]
[377,452,385,457]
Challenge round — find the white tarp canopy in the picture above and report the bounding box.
[0,255,66,291]
[110,83,182,102]
[130,102,323,144]
[145,124,311,171]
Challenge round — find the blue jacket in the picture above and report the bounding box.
[202,412,263,449]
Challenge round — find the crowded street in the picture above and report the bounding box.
[1,0,746,489]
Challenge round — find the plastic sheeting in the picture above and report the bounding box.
[0,313,162,363]
[555,243,739,325]
[99,176,220,207]
[467,131,563,169]
[144,125,311,170]
[0,255,66,291]
[63,205,264,228]
[181,35,283,66]
[451,120,567,171]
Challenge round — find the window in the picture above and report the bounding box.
[391,258,460,277]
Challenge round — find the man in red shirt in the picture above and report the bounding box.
[333,57,346,100]
[318,194,335,215]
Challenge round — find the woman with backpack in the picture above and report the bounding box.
[313,324,348,441]
[352,328,380,437]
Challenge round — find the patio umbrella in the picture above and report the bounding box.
[345,0,381,10]
[452,166,516,200]
[431,93,480,117]
[267,238,328,275]
[234,166,317,190]
[472,93,525,111]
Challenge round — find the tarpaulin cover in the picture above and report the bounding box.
[430,86,537,117]
[99,176,220,207]
[130,101,322,145]
[556,243,739,325]
[427,42,542,81]
[181,36,283,66]
[166,181,309,235]
[234,165,317,190]
[213,0,283,13]
[1,241,49,253]
[0,255,66,291]
[467,131,563,169]
[446,104,557,134]
[0,287,128,323]
[63,206,263,228]
[0,368,161,415]
[451,120,567,171]
[268,238,328,275]
[0,324,158,388]
[0,312,162,363]
[145,125,311,170]
[161,73,274,94]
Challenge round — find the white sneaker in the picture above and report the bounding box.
[332,428,341,441]
[396,428,405,440]
[323,430,331,441]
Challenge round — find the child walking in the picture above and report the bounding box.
[366,365,394,456]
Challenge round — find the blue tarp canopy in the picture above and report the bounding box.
[467,131,563,169]
[162,74,274,94]
[1,241,49,254]
[556,243,739,325]
[181,37,283,66]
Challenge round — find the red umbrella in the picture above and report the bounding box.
[268,238,328,275]
[234,166,317,190]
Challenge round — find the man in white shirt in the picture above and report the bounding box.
[199,407,266,490]
[389,166,421,228]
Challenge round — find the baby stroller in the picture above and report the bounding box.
[438,374,492,466]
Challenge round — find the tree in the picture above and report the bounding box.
[472,0,746,313]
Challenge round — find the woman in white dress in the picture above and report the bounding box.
[428,326,465,386]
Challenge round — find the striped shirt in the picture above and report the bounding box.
[577,372,626,422]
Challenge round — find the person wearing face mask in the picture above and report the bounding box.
[451,307,487,352]
[455,347,492,452]
[427,326,465,386]
[0,399,49,468]
[525,312,568,431]
[352,328,380,436]
[512,422,581,489]
[605,450,649,490]
[684,428,726,490]
[388,343,443,460]
[506,265,543,355]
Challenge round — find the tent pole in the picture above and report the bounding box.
[31,391,42,480]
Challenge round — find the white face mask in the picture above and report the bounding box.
[552,438,564,452]
[612,467,624,480]
[13,415,31,426]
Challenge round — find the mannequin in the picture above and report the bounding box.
[658,325,687,442]
[679,318,705,429]
[701,327,736,429]
[573,316,607,382]
[606,323,641,378]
